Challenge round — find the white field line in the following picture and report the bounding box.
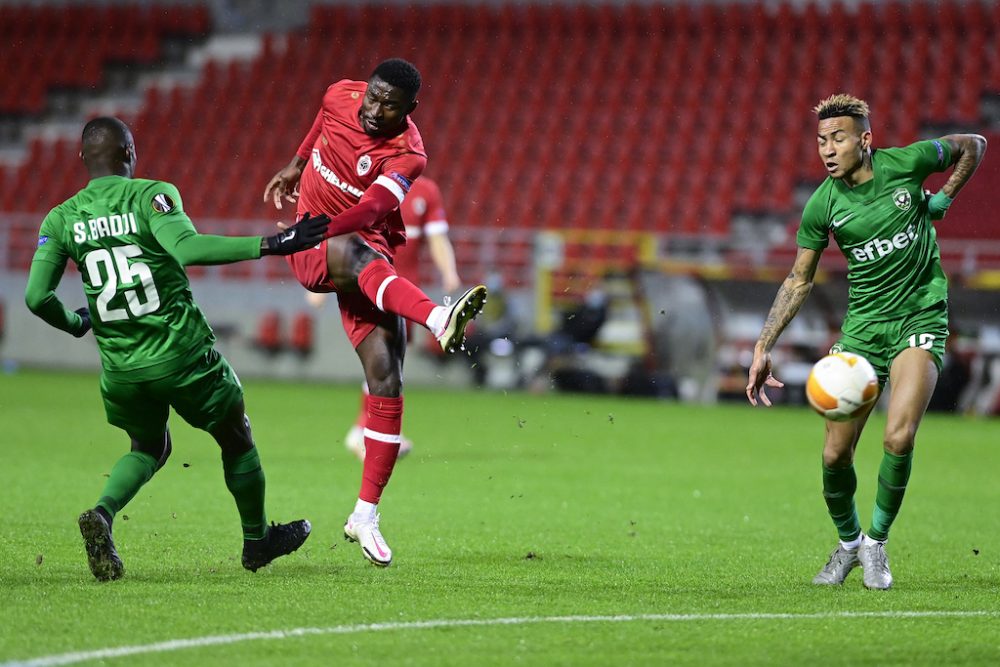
[4,610,998,667]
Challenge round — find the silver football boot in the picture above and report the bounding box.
[858,535,893,590]
[812,544,860,585]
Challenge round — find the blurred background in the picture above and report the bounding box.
[1,0,998,415]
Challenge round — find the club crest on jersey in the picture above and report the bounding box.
[357,154,372,176]
[892,187,912,211]
[152,192,175,213]
[37,235,49,247]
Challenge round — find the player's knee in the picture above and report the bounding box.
[883,423,917,455]
[367,374,401,397]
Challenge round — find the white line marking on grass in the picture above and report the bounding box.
[5,610,998,667]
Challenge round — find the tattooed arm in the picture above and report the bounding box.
[746,246,822,406]
[939,134,987,198]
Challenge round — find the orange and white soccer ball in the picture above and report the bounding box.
[805,352,879,421]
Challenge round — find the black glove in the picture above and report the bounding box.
[73,307,92,338]
[263,212,331,256]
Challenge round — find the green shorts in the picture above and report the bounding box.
[831,301,948,387]
[101,348,244,442]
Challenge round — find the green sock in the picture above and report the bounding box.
[868,451,913,542]
[222,448,267,540]
[95,451,158,519]
[822,464,862,542]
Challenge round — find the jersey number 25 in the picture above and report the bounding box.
[85,245,161,321]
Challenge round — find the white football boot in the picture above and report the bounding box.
[344,513,392,567]
[435,285,487,353]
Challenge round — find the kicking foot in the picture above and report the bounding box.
[858,535,893,590]
[78,509,124,582]
[344,425,413,461]
[436,285,487,353]
[812,544,860,585]
[344,513,392,567]
[242,520,312,572]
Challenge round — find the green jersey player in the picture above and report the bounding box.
[746,95,986,590]
[24,117,331,581]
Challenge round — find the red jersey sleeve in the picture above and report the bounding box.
[372,153,427,205]
[295,109,323,162]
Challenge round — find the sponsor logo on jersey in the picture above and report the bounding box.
[357,154,372,176]
[387,171,413,194]
[850,224,917,263]
[311,149,364,199]
[152,192,174,213]
[892,187,912,211]
[37,235,49,247]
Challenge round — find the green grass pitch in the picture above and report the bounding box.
[1,370,998,666]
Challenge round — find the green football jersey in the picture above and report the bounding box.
[32,175,244,380]
[797,139,953,321]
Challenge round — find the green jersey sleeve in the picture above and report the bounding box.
[144,181,262,266]
[25,211,87,335]
[890,139,953,182]
[796,186,831,251]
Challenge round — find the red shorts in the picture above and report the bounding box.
[284,241,394,348]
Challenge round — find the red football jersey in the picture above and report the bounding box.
[393,176,449,283]
[294,79,427,256]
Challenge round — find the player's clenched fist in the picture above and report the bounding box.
[261,212,330,255]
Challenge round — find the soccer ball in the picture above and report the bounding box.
[805,352,879,421]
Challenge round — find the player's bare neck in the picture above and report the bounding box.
[87,164,130,179]
[842,155,874,189]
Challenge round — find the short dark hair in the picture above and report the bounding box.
[370,58,421,100]
[82,116,130,147]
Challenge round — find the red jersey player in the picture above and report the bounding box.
[341,174,462,461]
[263,59,486,567]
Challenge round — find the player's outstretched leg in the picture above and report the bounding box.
[78,509,123,582]
[858,534,893,590]
[242,520,312,572]
[355,257,487,354]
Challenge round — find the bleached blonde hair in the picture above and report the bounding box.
[814,94,870,121]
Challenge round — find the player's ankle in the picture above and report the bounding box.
[426,306,447,336]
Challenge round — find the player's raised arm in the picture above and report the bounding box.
[927,134,988,220]
[746,246,822,407]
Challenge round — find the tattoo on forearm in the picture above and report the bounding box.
[758,276,811,350]
[942,137,986,198]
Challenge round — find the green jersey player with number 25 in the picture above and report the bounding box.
[746,95,986,590]
[25,117,331,581]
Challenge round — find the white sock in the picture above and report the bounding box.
[862,533,885,546]
[841,535,862,551]
[353,499,377,521]
[426,305,448,336]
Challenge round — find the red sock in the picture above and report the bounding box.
[357,260,436,326]
[359,394,403,504]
